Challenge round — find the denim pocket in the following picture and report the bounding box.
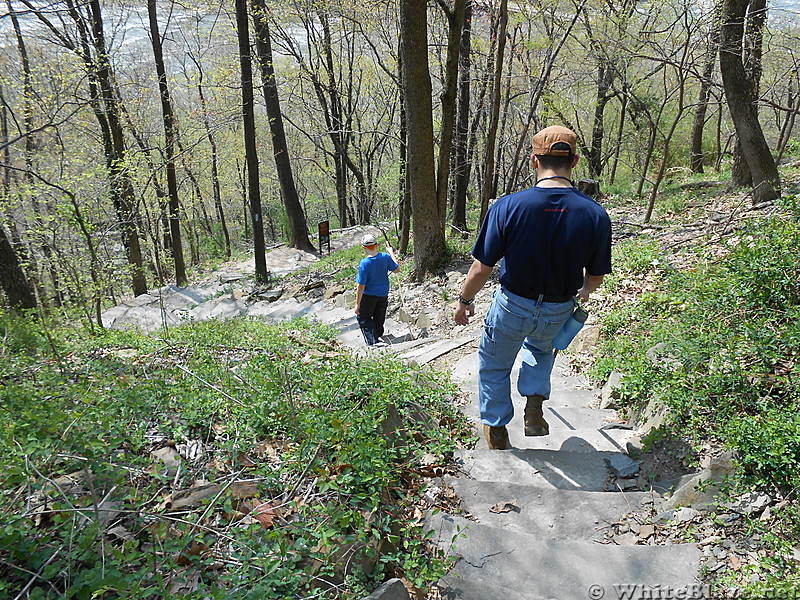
[539,304,574,340]
[494,298,529,336]
[541,318,567,340]
[480,327,496,357]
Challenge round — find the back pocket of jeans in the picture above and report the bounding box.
[494,301,528,336]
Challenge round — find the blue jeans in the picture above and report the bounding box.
[478,287,575,427]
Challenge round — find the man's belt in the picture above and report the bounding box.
[505,287,573,303]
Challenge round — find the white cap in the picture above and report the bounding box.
[361,234,377,246]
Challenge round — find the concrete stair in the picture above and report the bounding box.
[430,513,700,600]
[427,351,703,599]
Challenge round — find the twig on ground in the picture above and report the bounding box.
[12,547,62,600]
[613,221,666,230]
[175,364,245,407]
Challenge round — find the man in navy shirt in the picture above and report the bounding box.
[355,233,400,345]
[454,126,612,449]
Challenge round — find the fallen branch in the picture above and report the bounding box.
[12,547,62,600]
[613,221,666,230]
[175,364,245,407]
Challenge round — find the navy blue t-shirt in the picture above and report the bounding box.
[356,252,399,296]
[472,187,612,298]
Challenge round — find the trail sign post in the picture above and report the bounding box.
[318,221,331,255]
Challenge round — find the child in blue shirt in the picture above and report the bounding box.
[355,233,400,345]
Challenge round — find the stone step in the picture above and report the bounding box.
[436,575,538,600]
[399,334,477,365]
[383,336,444,354]
[190,297,248,321]
[543,405,622,429]
[460,389,611,424]
[245,298,315,321]
[451,351,591,384]
[454,448,621,491]
[428,513,701,600]
[477,424,629,454]
[445,478,655,541]
[337,318,414,351]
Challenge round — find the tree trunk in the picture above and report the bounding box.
[251,0,316,253]
[645,88,688,222]
[719,0,780,202]
[588,63,614,178]
[776,75,798,164]
[398,44,411,255]
[450,0,472,233]
[188,53,231,258]
[9,0,64,306]
[400,0,443,278]
[479,0,509,224]
[235,0,269,282]
[690,52,717,173]
[436,0,466,231]
[1,85,9,202]
[83,0,148,296]
[636,123,658,199]
[732,0,767,186]
[0,224,36,310]
[608,93,628,185]
[147,0,187,286]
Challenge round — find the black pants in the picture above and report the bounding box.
[357,294,388,345]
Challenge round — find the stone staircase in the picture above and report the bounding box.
[427,352,703,600]
[100,283,472,367]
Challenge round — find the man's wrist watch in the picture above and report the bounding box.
[458,295,474,306]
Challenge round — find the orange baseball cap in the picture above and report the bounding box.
[532,126,577,156]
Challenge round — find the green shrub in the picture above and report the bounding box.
[0,317,471,598]
[593,207,800,492]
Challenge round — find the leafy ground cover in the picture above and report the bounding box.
[0,316,473,599]
[591,193,800,592]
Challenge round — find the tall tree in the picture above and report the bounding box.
[731,0,768,185]
[690,11,721,173]
[147,0,187,286]
[400,0,444,277]
[21,0,149,296]
[0,225,36,310]
[719,0,781,202]
[450,0,473,233]
[270,7,369,227]
[435,0,467,232]
[7,0,64,305]
[479,0,509,224]
[251,0,316,253]
[235,0,269,282]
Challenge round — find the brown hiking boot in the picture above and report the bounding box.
[483,424,510,450]
[524,395,549,436]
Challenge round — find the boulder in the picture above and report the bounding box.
[600,371,624,409]
[257,289,284,302]
[605,453,641,478]
[398,308,414,324]
[663,451,739,511]
[362,579,410,600]
[645,342,684,371]
[323,284,347,300]
[335,291,357,308]
[573,324,601,353]
[635,393,671,437]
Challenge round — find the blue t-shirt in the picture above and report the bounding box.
[472,187,612,298]
[356,252,399,297]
